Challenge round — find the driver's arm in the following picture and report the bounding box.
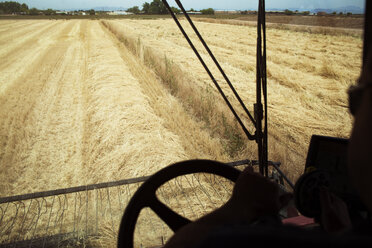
[348,49,372,214]
[164,167,289,248]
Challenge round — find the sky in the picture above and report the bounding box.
[2,0,365,11]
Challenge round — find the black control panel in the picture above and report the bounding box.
[294,135,367,218]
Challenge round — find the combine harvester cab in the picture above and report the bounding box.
[118,0,372,247]
[0,0,371,248]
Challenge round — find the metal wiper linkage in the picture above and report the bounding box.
[162,0,269,177]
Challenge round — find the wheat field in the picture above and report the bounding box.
[0,17,362,246]
[103,18,362,180]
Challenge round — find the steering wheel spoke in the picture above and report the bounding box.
[149,195,191,232]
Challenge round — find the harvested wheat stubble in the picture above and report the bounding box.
[0,19,224,197]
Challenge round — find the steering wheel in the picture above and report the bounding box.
[117,159,241,248]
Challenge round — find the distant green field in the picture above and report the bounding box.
[0,13,363,29]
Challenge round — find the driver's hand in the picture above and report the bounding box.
[319,187,352,233]
[227,166,292,221]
